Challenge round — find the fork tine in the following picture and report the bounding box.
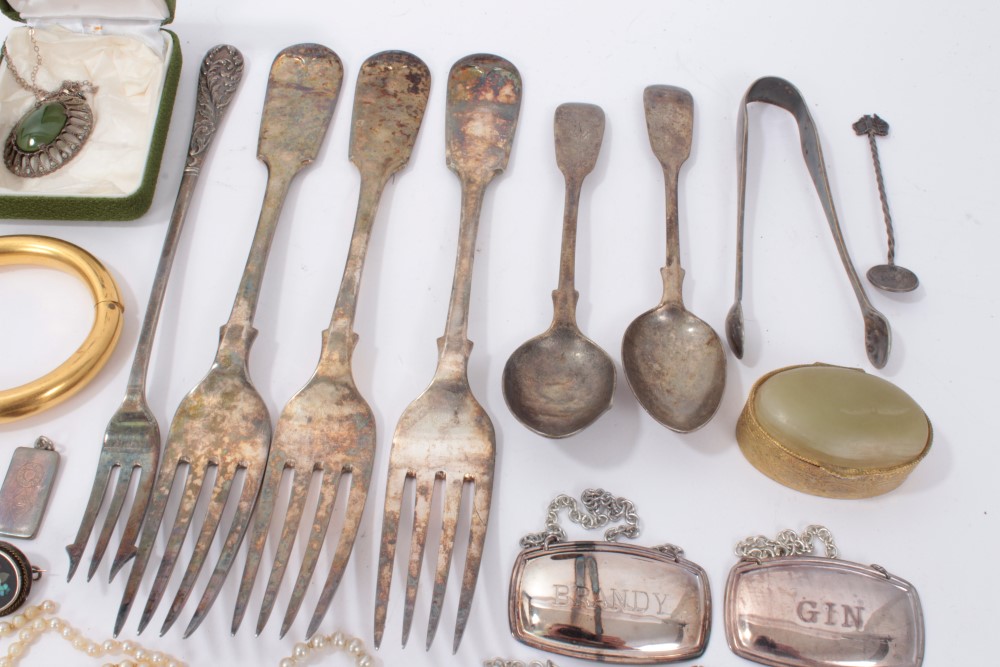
[182,462,264,639]
[256,467,317,636]
[136,466,207,634]
[115,461,184,637]
[304,469,368,639]
[66,452,116,581]
[276,470,341,639]
[426,476,465,649]
[231,457,285,635]
[453,477,492,653]
[85,464,135,581]
[374,470,407,649]
[109,465,156,581]
[157,464,238,636]
[402,475,435,647]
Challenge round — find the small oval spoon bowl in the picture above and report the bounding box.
[867,263,919,293]
[502,103,615,438]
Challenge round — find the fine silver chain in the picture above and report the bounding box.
[1,28,93,101]
[735,525,838,560]
[483,660,557,667]
[519,488,640,548]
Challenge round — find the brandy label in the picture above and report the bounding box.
[509,541,710,663]
[725,556,924,667]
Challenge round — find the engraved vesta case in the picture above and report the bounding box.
[725,526,924,667]
[508,490,711,663]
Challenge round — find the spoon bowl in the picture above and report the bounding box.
[503,323,616,438]
[623,300,726,432]
[867,263,919,293]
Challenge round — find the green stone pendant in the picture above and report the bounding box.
[14,102,68,153]
[4,89,93,178]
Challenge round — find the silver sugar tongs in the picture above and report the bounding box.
[725,76,891,369]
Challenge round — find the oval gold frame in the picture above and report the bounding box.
[0,235,124,423]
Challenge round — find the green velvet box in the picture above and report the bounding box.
[0,0,181,220]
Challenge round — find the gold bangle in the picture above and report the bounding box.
[0,235,124,423]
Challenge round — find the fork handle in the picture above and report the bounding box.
[125,45,244,399]
[437,177,487,374]
[319,170,390,370]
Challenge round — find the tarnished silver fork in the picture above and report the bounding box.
[113,44,344,638]
[228,50,431,640]
[374,54,521,653]
[66,45,244,585]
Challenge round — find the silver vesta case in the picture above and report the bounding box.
[725,556,924,667]
[509,541,711,663]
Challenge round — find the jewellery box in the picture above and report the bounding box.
[0,0,181,220]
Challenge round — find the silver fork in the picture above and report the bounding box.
[374,54,522,653]
[65,45,244,585]
[113,44,344,638]
[227,50,431,640]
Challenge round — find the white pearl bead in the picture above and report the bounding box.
[347,638,364,655]
[293,642,309,658]
[17,628,33,642]
[278,659,296,667]
[29,618,45,632]
[122,639,139,655]
[332,631,346,647]
[7,641,23,658]
[308,635,326,650]
[60,625,75,640]
[121,660,137,667]
[357,656,374,667]
[134,647,149,661]
[0,622,11,635]
[103,639,121,653]
[40,600,55,613]
[150,650,166,664]
[23,606,38,620]
[10,616,24,629]
[73,636,89,651]
[0,656,11,667]
[47,618,62,631]
[88,643,104,658]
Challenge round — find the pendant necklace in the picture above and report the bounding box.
[508,488,711,664]
[2,28,95,178]
[725,524,925,667]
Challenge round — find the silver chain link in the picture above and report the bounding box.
[2,28,94,101]
[2,28,46,100]
[735,525,838,560]
[519,488,640,548]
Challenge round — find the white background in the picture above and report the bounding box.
[0,1,996,665]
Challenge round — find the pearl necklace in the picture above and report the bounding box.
[276,631,375,667]
[0,599,375,666]
[0,600,183,666]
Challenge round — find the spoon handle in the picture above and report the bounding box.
[553,103,605,324]
[643,86,694,306]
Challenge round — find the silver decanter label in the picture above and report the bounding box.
[725,556,924,667]
[509,541,711,663]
